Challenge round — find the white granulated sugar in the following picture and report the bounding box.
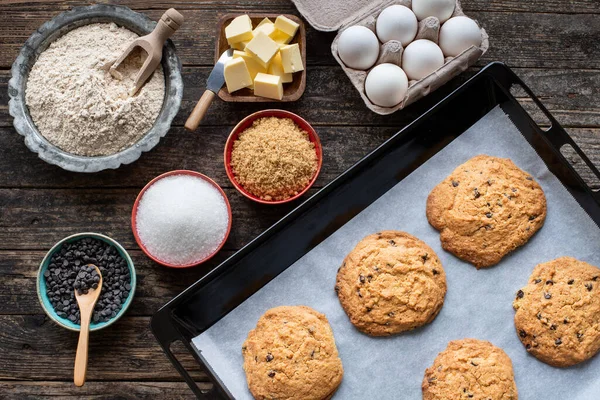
[25,23,165,156]
[136,175,230,266]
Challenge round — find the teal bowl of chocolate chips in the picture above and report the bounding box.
[36,232,136,332]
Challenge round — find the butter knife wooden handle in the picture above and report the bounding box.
[185,90,216,131]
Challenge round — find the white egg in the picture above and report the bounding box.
[376,5,418,46]
[439,16,482,57]
[365,63,408,108]
[337,26,380,70]
[412,0,455,23]
[402,39,444,80]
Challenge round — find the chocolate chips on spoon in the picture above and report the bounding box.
[44,237,131,325]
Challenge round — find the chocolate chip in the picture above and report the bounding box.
[568,279,574,285]
[357,289,362,298]
[564,318,569,324]
[544,293,552,299]
[359,275,365,283]
[516,290,524,299]
[486,212,492,218]
[367,275,373,282]
[268,370,276,378]
[550,324,556,330]
[422,253,429,262]
[555,338,562,346]
[470,361,478,366]
[474,188,481,198]
[512,188,518,193]
[546,280,554,285]
[526,344,532,350]
[534,279,542,284]
[593,276,599,281]
[432,269,439,275]
[366,307,372,313]
[266,353,273,362]
[452,181,459,187]
[585,283,593,291]
[537,312,542,320]
[577,333,584,341]
[487,179,493,186]
[310,350,315,358]
[519,329,527,338]
[529,215,537,221]
[388,312,395,317]
[334,285,340,294]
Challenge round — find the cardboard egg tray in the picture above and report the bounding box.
[292,0,489,115]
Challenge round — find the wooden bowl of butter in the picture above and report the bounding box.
[216,14,306,102]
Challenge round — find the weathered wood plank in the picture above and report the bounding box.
[0,124,394,188]
[4,67,600,130]
[0,187,321,251]
[0,0,597,16]
[1,7,599,69]
[0,381,200,399]
[0,250,235,316]
[0,315,208,381]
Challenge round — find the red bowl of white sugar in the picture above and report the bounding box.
[132,170,232,268]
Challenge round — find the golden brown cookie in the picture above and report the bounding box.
[335,231,446,336]
[513,257,600,367]
[427,155,546,268]
[422,339,518,400]
[242,306,343,400]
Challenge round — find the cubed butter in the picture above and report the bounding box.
[269,29,293,44]
[224,58,253,93]
[225,15,253,45]
[253,20,275,37]
[244,32,280,68]
[257,17,273,28]
[274,15,299,38]
[268,53,293,83]
[233,50,267,81]
[280,44,304,73]
[230,40,250,51]
[254,73,283,100]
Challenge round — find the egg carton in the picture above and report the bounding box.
[292,0,489,115]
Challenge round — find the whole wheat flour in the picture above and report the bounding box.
[25,23,165,157]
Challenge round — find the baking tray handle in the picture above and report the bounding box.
[151,312,222,399]
[488,62,600,201]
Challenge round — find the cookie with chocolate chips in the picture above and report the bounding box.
[426,155,546,268]
[422,339,518,400]
[513,257,600,367]
[335,231,446,336]
[242,306,343,400]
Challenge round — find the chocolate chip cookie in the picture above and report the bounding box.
[427,155,546,268]
[422,339,518,400]
[242,306,344,400]
[513,257,600,367]
[335,231,446,336]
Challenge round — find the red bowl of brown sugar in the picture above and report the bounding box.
[224,110,322,205]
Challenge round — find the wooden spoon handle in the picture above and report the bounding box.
[74,311,91,387]
[185,90,216,131]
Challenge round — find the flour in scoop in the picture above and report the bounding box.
[135,175,230,266]
[25,23,165,157]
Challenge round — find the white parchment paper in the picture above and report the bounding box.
[193,107,600,400]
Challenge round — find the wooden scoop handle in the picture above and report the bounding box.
[150,8,184,45]
[185,90,216,131]
[74,309,92,386]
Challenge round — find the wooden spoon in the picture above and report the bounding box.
[73,264,103,387]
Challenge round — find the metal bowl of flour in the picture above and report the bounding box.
[7,5,183,173]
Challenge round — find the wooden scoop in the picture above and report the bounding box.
[73,264,103,387]
[107,8,184,95]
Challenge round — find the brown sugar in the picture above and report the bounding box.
[230,117,318,201]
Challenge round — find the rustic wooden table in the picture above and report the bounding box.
[1,0,599,398]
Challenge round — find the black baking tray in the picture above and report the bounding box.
[151,62,600,398]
